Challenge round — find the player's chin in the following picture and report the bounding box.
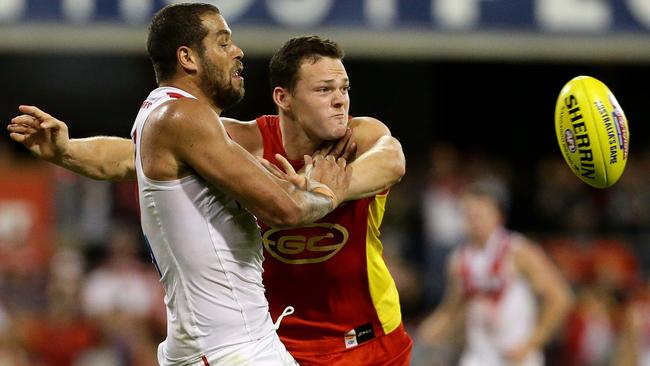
[233,84,245,100]
[330,125,348,139]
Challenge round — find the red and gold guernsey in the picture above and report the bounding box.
[256,115,406,358]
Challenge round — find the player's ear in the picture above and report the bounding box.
[272,86,291,112]
[177,46,199,74]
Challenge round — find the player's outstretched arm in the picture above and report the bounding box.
[7,105,135,180]
[329,117,405,200]
[155,99,351,228]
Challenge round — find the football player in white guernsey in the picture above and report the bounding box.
[417,179,574,366]
[11,3,354,366]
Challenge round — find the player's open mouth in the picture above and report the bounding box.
[232,67,243,80]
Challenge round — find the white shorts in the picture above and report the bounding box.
[188,332,298,366]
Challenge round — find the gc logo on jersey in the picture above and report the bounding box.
[262,223,349,264]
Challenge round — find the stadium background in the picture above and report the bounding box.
[0,1,649,365]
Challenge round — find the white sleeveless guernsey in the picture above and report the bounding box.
[457,229,543,366]
[131,87,277,365]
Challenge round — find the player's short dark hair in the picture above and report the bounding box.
[147,3,220,83]
[269,36,344,93]
[464,178,511,216]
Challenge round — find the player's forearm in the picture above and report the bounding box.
[614,311,639,366]
[190,138,340,228]
[261,182,335,228]
[614,330,637,366]
[290,190,335,226]
[418,307,462,346]
[526,287,574,350]
[62,137,136,181]
[346,136,405,200]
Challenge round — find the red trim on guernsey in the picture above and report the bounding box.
[460,232,512,301]
[201,355,210,366]
[167,92,185,99]
[491,234,510,276]
[460,248,475,296]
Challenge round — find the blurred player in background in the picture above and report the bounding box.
[417,178,574,366]
[8,33,411,365]
[12,3,355,365]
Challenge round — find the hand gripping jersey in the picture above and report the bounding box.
[256,115,410,361]
[456,229,543,366]
[131,88,276,366]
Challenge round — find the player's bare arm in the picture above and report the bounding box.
[509,239,574,362]
[149,98,351,228]
[614,302,642,366]
[230,116,404,201]
[416,253,466,346]
[7,112,264,181]
[7,110,372,205]
[327,116,405,201]
[221,117,265,157]
[8,105,135,180]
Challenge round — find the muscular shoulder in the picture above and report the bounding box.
[510,236,549,273]
[510,234,538,256]
[348,116,393,154]
[222,117,263,156]
[138,98,221,180]
[349,116,391,136]
[144,98,230,159]
[149,98,217,133]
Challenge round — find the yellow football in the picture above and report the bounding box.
[554,76,630,188]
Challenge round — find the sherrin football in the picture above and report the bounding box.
[554,76,629,188]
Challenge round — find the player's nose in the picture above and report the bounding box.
[331,89,346,107]
[232,43,244,60]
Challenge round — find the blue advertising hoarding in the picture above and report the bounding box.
[2,1,650,59]
[3,0,649,33]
